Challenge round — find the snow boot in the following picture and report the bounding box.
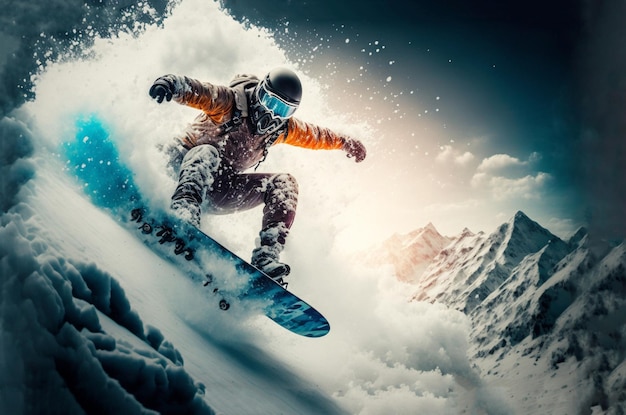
[251,223,290,285]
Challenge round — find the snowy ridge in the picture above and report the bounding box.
[412,211,563,313]
[371,211,626,413]
[364,222,452,282]
[469,237,573,358]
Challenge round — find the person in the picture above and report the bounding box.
[149,67,366,283]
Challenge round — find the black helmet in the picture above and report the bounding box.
[251,68,302,134]
[263,67,302,106]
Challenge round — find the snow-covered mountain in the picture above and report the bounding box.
[365,223,452,282]
[373,211,626,414]
[469,235,626,414]
[414,211,565,313]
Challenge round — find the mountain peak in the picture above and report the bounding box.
[496,211,561,266]
[424,222,438,233]
[506,211,552,237]
[367,222,452,282]
[512,210,530,224]
[568,227,588,247]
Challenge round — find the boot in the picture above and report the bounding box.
[251,223,290,284]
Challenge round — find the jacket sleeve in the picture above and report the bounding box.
[169,75,235,124]
[278,117,346,150]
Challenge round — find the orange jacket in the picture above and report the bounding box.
[166,75,348,171]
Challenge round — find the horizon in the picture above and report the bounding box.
[385,209,587,241]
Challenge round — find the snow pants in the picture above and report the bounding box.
[168,144,298,245]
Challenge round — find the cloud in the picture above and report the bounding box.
[471,152,549,200]
[545,216,580,239]
[476,152,540,174]
[472,171,551,200]
[436,145,475,166]
[476,153,525,172]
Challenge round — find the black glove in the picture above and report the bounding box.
[342,138,367,163]
[149,76,175,103]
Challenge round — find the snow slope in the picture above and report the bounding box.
[1,1,508,414]
[0,124,502,415]
[11,157,345,414]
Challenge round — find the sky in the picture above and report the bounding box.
[219,0,625,244]
[1,0,624,246]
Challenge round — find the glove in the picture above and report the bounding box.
[149,76,175,103]
[342,138,367,163]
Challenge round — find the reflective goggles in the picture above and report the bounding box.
[257,82,298,119]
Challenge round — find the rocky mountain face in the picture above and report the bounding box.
[369,211,626,414]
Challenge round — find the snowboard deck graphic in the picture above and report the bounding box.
[63,115,330,338]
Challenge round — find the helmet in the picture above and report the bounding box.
[251,68,302,134]
[259,67,302,116]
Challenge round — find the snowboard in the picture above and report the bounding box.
[63,115,330,338]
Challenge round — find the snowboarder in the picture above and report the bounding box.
[149,67,366,283]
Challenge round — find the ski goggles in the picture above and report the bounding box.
[257,81,298,119]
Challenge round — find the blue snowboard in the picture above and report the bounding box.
[63,115,330,338]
